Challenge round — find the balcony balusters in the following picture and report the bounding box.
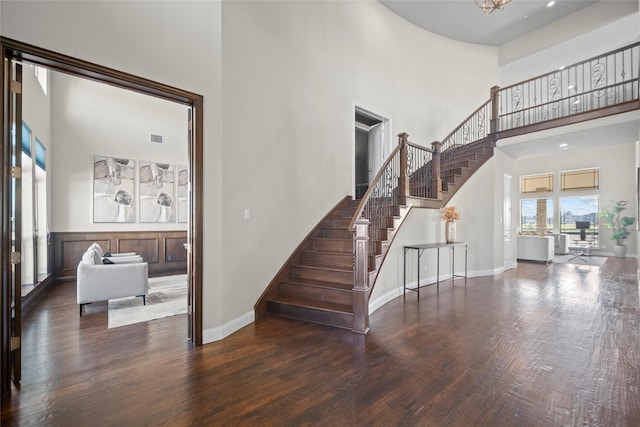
[498,42,639,132]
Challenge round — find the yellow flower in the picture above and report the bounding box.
[441,206,460,221]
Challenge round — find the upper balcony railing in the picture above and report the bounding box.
[497,42,639,136]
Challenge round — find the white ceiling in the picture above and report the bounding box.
[379,0,599,46]
[497,111,640,159]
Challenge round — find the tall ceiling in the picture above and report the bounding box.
[380,0,600,46]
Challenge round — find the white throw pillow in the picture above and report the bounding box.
[82,249,96,265]
[89,242,104,258]
[92,246,102,264]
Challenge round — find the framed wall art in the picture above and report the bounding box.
[177,165,188,223]
[139,161,175,223]
[93,155,136,223]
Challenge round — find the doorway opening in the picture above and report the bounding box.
[1,37,204,396]
[354,106,392,199]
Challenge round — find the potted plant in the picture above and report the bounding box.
[599,200,636,257]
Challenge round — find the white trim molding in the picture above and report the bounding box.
[202,310,255,344]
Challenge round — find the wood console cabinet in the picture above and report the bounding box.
[51,230,187,281]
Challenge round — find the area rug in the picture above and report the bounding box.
[553,254,608,266]
[108,274,187,328]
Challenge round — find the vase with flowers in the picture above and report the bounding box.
[441,206,460,244]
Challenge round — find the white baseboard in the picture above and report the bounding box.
[371,267,506,312]
[202,310,255,344]
[369,286,403,313]
[470,267,505,276]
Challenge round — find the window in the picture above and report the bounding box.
[22,122,32,156]
[560,196,599,243]
[561,168,599,191]
[521,198,553,234]
[34,65,48,95]
[521,173,553,194]
[35,138,46,170]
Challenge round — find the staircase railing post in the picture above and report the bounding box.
[431,141,442,200]
[398,132,409,205]
[353,218,370,334]
[490,85,500,145]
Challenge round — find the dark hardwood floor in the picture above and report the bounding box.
[2,257,640,426]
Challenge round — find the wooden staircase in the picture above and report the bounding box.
[255,198,412,331]
[255,139,487,332]
[440,139,494,202]
[408,138,494,207]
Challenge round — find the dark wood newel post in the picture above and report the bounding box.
[353,218,370,334]
[490,85,500,145]
[398,132,409,205]
[431,141,442,200]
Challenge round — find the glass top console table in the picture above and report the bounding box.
[403,242,468,299]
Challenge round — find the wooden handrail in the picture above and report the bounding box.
[347,141,404,232]
[441,99,492,148]
[406,141,433,152]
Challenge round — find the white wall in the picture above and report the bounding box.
[22,64,51,164]
[221,1,499,321]
[499,2,639,67]
[500,11,640,86]
[371,153,510,307]
[49,71,189,231]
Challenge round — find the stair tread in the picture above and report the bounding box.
[282,279,353,291]
[270,295,353,313]
[313,236,352,241]
[302,249,351,256]
[292,264,353,273]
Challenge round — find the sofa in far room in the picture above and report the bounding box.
[77,243,149,316]
[516,235,554,264]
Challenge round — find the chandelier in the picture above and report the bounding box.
[475,0,512,14]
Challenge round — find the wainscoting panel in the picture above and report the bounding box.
[118,238,160,264]
[61,239,110,273]
[52,231,187,281]
[165,237,188,263]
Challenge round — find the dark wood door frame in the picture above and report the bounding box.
[1,37,204,396]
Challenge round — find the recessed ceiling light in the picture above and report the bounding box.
[567,85,574,90]
[559,143,568,148]
[558,66,565,70]
[547,1,556,7]
[573,100,581,104]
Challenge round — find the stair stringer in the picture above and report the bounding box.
[254,196,353,320]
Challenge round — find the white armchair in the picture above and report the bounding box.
[77,244,148,316]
